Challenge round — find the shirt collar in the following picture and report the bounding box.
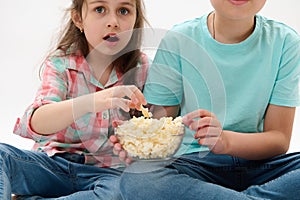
[67,51,123,89]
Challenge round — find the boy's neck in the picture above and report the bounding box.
[208,12,256,44]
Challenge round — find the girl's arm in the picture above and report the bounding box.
[183,104,295,160]
[31,85,146,135]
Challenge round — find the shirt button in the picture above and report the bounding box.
[103,112,108,119]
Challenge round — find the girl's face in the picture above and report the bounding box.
[210,0,266,20]
[76,0,137,55]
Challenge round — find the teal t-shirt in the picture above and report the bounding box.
[143,14,300,155]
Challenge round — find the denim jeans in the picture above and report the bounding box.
[120,151,300,200]
[0,143,123,200]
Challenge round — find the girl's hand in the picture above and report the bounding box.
[182,109,227,154]
[110,120,132,164]
[94,85,146,113]
[109,135,132,164]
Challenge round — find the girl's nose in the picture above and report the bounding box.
[107,14,119,28]
[107,23,119,28]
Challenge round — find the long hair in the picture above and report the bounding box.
[50,0,148,75]
[56,0,88,57]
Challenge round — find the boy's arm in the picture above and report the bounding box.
[183,104,295,160]
[150,104,180,119]
[224,104,295,160]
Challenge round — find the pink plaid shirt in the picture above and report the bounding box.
[13,50,149,168]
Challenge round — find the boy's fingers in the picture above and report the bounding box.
[184,109,213,121]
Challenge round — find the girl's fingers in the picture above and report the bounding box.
[128,101,141,110]
[129,85,146,103]
[112,142,122,153]
[99,86,146,112]
[120,85,147,105]
[125,157,132,164]
[109,135,118,143]
[113,145,121,155]
[110,137,132,164]
[110,98,131,112]
[119,150,127,162]
[94,85,146,113]
[112,120,124,128]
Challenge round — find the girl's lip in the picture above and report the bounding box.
[103,33,120,46]
[229,0,249,6]
[103,33,119,40]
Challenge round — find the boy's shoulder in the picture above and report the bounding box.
[160,15,208,46]
[166,15,206,41]
[171,16,203,32]
[257,15,299,37]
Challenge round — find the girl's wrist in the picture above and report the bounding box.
[72,94,95,117]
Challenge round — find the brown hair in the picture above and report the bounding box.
[48,0,148,74]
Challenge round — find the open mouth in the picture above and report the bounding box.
[103,35,120,42]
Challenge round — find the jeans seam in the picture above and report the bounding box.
[1,152,11,199]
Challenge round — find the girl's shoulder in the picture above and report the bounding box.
[45,49,86,72]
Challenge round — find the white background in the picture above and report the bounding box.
[0,0,299,152]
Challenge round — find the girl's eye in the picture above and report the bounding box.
[119,8,129,15]
[95,7,105,13]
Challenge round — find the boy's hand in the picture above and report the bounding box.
[183,109,227,154]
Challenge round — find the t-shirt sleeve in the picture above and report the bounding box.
[270,33,300,107]
[143,31,184,106]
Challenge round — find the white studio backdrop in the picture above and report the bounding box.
[0,0,299,151]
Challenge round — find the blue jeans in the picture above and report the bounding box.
[120,151,300,200]
[0,143,123,200]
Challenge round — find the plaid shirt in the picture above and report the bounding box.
[13,50,149,168]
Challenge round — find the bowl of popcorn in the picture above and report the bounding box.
[115,106,185,160]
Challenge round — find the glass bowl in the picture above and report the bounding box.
[115,116,185,160]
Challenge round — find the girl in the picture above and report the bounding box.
[117,0,300,199]
[3,0,149,199]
